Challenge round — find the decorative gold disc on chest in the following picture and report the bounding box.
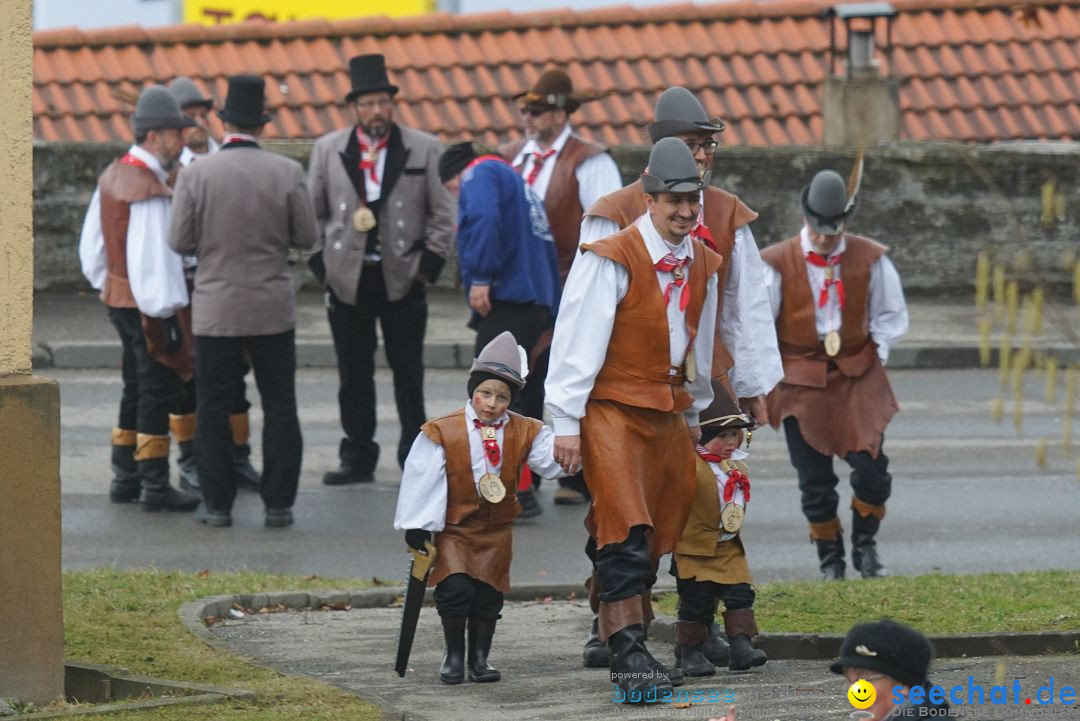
[352,206,377,232]
[478,473,506,503]
[824,330,842,357]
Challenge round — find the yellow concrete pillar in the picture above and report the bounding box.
[0,0,65,706]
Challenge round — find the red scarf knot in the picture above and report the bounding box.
[357,130,388,184]
[690,221,716,251]
[805,251,846,309]
[120,153,148,170]
[695,444,751,503]
[655,253,691,312]
[473,418,505,467]
[525,147,557,186]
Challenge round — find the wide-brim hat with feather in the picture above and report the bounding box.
[513,69,604,114]
[469,331,528,390]
[700,381,754,431]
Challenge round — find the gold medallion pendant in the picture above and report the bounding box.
[824,330,842,357]
[352,206,377,233]
[672,266,685,280]
[720,503,744,533]
[684,349,697,383]
[482,426,497,441]
[478,473,506,503]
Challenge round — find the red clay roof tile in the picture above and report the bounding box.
[31,0,1080,145]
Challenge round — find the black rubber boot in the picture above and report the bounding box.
[815,537,846,580]
[608,624,673,702]
[851,511,887,578]
[139,458,200,512]
[516,487,543,519]
[673,621,716,677]
[702,622,731,666]
[582,616,610,668]
[177,440,200,493]
[728,633,768,671]
[439,616,467,685]
[466,618,501,682]
[109,443,141,503]
[234,443,261,492]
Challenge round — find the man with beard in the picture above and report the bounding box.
[576,87,782,669]
[308,54,455,485]
[78,85,200,512]
[498,69,623,511]
[546,139,723,700]
[168,76,261,495]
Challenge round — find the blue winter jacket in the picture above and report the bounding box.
[455,158,560,315]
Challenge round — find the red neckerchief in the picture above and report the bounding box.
[805,251,846,309]
[525,147,557,186]
[222,133,258,146]
[690,208,716,251]
[466,154,514,171]
[356,129,388,184]
[695,444,750,503]
[120,153,148,170]
[655,253,691,312]
[473,418,505,467]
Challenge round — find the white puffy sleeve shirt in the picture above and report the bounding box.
[545,214,717,435]
[393,404,565,532]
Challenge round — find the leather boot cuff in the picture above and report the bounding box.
[168,414,196,443]
[641,589,655,628]
[112,427,136,446]
[852,497,887,520]
[809,517,842,542]
[230,413,250,446]
[723,607,759,639]
[598,596,644,642]
[676,620,710,646]
[134,433,170,461]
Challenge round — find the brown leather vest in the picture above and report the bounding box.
[499,134,608,283]
[676,456,734,556]
[586,181,758,377]
[760,233,887,387]
[97,159,172,309]
[421,409,542,526]
[583,225,723,413]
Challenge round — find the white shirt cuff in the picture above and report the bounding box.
[552,416,581,436]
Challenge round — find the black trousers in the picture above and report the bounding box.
[434,573,503,620]
[782,417,892,523]
[327,265,427,471]
[670,560,755,623]
[472,300,552,421]
[194,331,302,512]
[591,526,657,603]
[107,307,182,436]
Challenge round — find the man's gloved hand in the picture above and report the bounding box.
[405,529,432,552]
[162,315,183,353]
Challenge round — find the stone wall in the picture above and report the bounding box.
[35,140,1080,294]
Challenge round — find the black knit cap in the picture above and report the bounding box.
[439,141,479,183]
[830,620,934,688]
[467,372,518,403]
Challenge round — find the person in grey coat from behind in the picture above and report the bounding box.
[168,74,318,529]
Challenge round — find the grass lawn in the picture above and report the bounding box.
[654,570,1080,635]
[55,568,382,721]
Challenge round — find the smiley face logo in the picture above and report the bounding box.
[847,679,877,709]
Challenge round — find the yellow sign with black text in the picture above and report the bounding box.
[184,0,435,25]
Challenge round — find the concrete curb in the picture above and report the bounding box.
[33,342,1080,371]
[180,584,1080,663]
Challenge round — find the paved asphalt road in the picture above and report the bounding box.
[57,367,1080,583]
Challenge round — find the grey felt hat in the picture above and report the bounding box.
[641,137,705,194]
[168,77,213,110]
[133,85,196,136]
[801,169,856,235]
[647,87,726,143]
[469,331,527,389]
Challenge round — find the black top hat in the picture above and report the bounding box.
[346,55,399,102]
[216,75,272,127]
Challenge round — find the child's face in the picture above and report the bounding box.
[471,379,512,423]
[703,428,743,459]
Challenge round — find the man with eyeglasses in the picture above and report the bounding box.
[546,139,723,700]
[498,69,623,511]
[576,86,782,670]
[307,54,455,486]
